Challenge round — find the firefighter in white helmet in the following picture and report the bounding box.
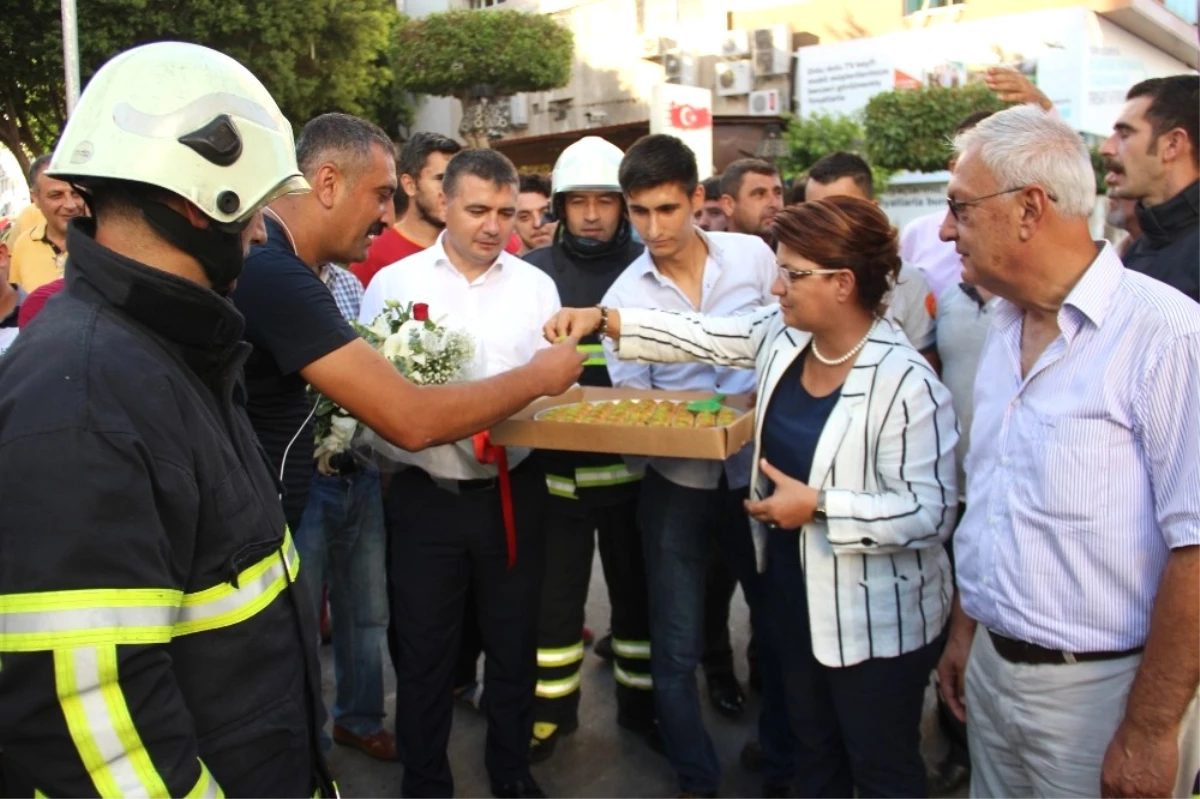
[523,136,660,761]
[0,42,335,797]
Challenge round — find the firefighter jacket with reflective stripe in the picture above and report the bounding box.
[0,221,334,798]
[525,239,645,508]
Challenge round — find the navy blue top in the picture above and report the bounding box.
[762,350,842,501]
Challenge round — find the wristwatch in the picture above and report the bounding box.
[813,490,828,524]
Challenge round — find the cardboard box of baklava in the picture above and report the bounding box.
[490,387,756,460]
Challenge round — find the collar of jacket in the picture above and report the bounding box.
[1135,179,1199,249]
[65,218,248,380]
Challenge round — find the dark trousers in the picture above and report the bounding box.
[638,468,793,792]
[535,495,654,728]
[702,533,759,684]
[766,527,942,798]
[389,465,546,798]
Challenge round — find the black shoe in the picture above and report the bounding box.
[491,778,546,798]
[594,632,614,662]
[528,718,579,764]
[617,713,666,756]
[762,783,795,798]
[740,739,764,773]
[707,673,745,719]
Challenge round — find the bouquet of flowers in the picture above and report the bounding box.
[311,300,476,472]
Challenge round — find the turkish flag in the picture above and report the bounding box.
[669,102,712,130]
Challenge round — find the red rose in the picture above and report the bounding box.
[412,303,430,322]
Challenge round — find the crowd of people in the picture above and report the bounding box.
[0,39,1196,799]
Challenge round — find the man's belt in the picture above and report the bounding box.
[987,629,1144,666]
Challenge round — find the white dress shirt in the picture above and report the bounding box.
[899,211,964,297]
[359,233,562,480]
[601,229,778,490]
[957,243,1200,652]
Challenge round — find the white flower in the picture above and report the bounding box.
[411,352,427,365]
[369,316,392,339]
[382,331,411,360]
[329,415,358,447]
[397,319,424,341]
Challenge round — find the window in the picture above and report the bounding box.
[904,0,963,14]
[1163,0,1197,24]
[470,0,505,8]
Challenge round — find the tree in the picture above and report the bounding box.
[391,10,574,148]
[778,112,893,197]
[862,83,1004,174]
[0,0,413,174]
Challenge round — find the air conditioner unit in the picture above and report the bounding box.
[508,95,529,128]
[751,24,792,76]
[747,88,781,116]
[641,35,678,61]
[715,61,753,96]
[719,30,750,59]
[663,51,698,86]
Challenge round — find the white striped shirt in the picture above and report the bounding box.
[956,243,1200,652]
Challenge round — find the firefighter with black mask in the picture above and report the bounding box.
[0,43,335,796]
[522,137,658,761]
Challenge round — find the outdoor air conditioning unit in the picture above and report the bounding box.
[509,95,530,128]
[751,24,792,76]
[641,35,678,61]
[719,30,751,59]
[663,51,698,86]
[715,61,753,96]
[747,88,781,116]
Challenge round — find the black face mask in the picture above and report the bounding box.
[139,202,248,295]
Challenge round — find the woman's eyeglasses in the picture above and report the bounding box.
[946,185,1059,221]
[777,266,844,283]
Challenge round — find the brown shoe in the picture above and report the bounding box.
[332,725,397,761]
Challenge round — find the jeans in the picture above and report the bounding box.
[638,467,792,793]
[295,468,390,740]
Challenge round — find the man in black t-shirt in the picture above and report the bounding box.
[234,114,584,531]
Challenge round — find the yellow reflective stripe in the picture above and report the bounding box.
[537,642,584,667]
[0,590,180,652]
[582,356,607,367]
[175,532,299,637]
[185,761,225,799]
[577,344,607,367]
[545,475,577,500]
[535,671,582,698]
[97,645,170,797]
[612,638,651,659]
[55,647,130,797]
[577,344,604,352]
[34,789,47,798]
[575,464,641,487]
[614,663,653,690]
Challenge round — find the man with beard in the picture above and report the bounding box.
[694,177,728,232]
[1100,75,1198,302]
[515,173,555,255]
[719,158,782,241]
[350,132,461,287]
[522,136,659,762]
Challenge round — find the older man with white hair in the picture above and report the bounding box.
[935,104,1200,799]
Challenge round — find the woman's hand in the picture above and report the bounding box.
[744,459,819,530]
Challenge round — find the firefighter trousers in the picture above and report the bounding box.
[535,496,655,729]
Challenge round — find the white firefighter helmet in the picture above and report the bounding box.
[48,41,309,227]
[551,136,624,195]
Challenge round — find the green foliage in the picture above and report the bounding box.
[779,112,893,197]
[863,83,1005,173]
[1089,144,1109,195]
[0,0,413,169]
[391,10,573,100]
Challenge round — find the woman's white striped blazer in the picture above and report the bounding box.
[617,304,960,668]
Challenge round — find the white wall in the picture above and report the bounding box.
[0,146,30,218]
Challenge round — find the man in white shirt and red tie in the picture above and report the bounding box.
[359,149,562,799]
[936,104,1200,799]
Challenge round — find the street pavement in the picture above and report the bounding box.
[319,550,966,798]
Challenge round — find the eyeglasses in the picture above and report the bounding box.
[946,185,1059,221]
[777,266,844,283]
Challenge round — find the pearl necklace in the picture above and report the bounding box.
[810,320,878,366]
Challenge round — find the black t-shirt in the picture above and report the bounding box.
[233,217,358,527]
